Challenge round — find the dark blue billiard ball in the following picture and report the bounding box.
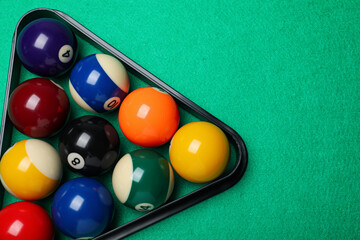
[51,177,114,239]
[16,18,78,77]
[69,54,129,113]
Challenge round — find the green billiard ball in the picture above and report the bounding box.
[112,149,175,211]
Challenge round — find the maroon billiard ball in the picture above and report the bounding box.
[8,78,70,138]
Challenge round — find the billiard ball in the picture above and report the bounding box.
[16,18,78,77]
[51,177,114,239]
[69,54,129,113]
[112,149,174,211]
[118,87,179,147]
[0,202,54,240]
[169,121,230,183]
[8,78,70,138]
[0,139,62,200]
[58,115,120,176]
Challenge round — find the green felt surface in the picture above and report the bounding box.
[0,1,359,240]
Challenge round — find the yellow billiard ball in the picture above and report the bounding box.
[169,121,230,183]
[0,139,62,200]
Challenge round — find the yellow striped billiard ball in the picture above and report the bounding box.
[169,121,230,183]
[0,139,62,200]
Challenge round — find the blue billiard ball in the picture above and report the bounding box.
[51,177,114,239]
[69,54,130,113]
[16,18,78,77]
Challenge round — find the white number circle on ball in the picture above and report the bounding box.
[135,203,154,211]
[58,45,74,63]
[67,152,85,169]
[104,97,121,110]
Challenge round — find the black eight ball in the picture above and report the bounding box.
[59,115,120,176]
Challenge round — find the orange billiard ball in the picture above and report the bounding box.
[0,139,62,200]
[169,121,230,183]
[118,87,179,147]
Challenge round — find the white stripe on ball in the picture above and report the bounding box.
[25,139,62,180]
[95,54,129,93]
[112,153,133,203]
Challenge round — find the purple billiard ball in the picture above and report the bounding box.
[16,18,78,77]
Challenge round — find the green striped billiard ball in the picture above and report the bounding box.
[112,149,175,211]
